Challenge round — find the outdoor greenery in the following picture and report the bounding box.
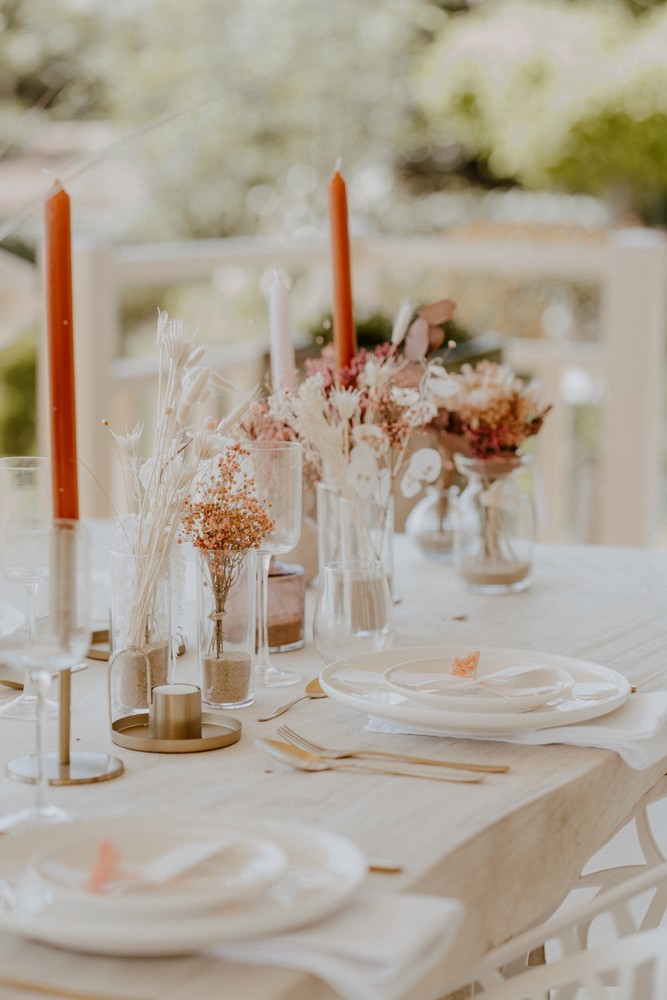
[415,0,667,224]
[4,0,667,245]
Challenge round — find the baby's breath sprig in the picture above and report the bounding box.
[181,444,274,658]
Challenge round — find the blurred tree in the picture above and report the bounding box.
[414,0,667,224]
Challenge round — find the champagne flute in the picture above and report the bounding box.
[243,441,302,687]
[0,458,54,720]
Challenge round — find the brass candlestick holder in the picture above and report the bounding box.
[6,523,124,787]
[6,666,125,786]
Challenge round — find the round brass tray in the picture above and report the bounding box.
[111,712,241,753]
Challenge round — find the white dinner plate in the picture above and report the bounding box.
[29,818,288,917]
[383,658,574,714]
[0,817,367,956]
[320,645,631,737]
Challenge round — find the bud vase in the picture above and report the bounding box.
[196,548,255,709]
[110,549,172,713]
[454,454,533,594]
[316,481,394,594]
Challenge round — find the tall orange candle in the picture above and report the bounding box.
[44,182,79,520]
[328,163,356,371]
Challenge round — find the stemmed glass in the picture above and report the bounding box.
[0,670,69,832]
[0,457,53,720]
[243,441,302,687]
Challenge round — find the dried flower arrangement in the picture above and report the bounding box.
[430,359,552,460]
[106,310,251,705]
[181,443,274,660]
[265,344,446,508]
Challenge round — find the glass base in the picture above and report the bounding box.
[464,575,532,595]
[203,692,255,710]
[0,802,69,833]
[269,637,305,653]
[255,663,301,687]
[0,693,59,721]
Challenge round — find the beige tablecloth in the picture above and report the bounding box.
[0,535,666,999]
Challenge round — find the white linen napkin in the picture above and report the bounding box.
[365,692,667,770]
[215,890,464,1000]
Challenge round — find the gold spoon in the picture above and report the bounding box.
[255,738,483,783]
[257,677,327,722]
[0,678,23,691]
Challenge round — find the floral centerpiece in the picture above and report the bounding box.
[264,324,446,577]
[181,444,274,708]
[107,310,251,710]
[432,359,552,592]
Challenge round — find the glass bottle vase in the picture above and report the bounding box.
[196,548,255,709]
[454,453,533,594]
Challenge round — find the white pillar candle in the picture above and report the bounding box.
[268,269,296,391]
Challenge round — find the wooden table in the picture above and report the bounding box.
[0,536,666,1000]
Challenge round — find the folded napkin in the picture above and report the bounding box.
[366,692,667,770]
[216,890,463,1000]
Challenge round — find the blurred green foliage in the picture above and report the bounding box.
[415,0,667,222]
[0,327,37,456]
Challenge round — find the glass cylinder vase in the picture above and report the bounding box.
[316,481,394,594]
[196,548,255,709]
[454,453,533,594]
[110,549,172,713]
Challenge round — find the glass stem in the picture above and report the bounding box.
[255,551,272,670]
[23,583,39,699]
[33,670,52,816]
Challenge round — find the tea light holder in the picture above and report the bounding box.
[108,649,242,754]
[149,683,202,741]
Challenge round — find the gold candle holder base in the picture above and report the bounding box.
[111,712,241,753]
[6,751,124,786]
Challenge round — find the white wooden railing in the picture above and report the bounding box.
[51,228,667,545]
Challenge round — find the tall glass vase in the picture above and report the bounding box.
[316,481,394,594]
[454,453,533,594]
[110,549,172,713]
[196,548,255,709]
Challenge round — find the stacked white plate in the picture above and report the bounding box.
[0,817,367,956]
[319,645,631,737]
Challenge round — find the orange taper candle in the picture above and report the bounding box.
[328,163,356,371]
[44,182,79,520]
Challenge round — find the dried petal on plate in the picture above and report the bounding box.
[449,651,480,678]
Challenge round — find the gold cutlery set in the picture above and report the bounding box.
[255,678,510,781]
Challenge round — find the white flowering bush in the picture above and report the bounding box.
[414,0,667,219]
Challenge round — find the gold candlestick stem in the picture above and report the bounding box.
[58,667,71,766]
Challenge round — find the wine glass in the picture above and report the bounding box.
[242,441,302,687]
[0,670,69,833]
[0,457,53,720]
[313,559,395,665]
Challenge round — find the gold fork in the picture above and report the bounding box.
[276,725,510,774]
[256,738,483,783]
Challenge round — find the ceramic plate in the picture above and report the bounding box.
[29,818,288,916]
[320,645,631,737]
[383,658,574,714]
[0,817,366,956]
